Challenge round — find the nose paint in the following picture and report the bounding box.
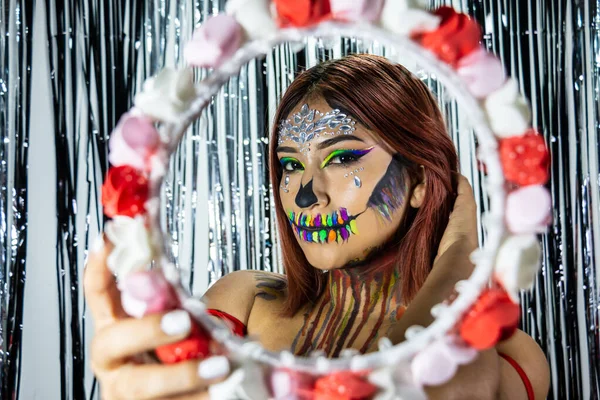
[295,179,318,208]
[287,207,360,244]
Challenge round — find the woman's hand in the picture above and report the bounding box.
[84,238,230,399]
[435,174,479,264]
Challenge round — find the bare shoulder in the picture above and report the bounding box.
[251,271,288,302]
[201,270,288,326]
[497,329,550,400]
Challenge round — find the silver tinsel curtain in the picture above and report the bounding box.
[0,0,598,399]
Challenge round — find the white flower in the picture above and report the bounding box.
[208,362,270,400]
[495,234,541,301]
[369,365,427,400]
[134,68,196,123]
[104,215,152,280]
[225,0,277,40]
[484,78,532,138]
[379,0,440,36]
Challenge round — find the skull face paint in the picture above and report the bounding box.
[286,207,361,244]
[277,99,411,271]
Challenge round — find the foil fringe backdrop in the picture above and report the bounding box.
[0,1,598,399]
[0,0,33,399]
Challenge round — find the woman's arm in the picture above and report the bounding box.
[390,240,502,400]
[201,270,261,326]
[388,176,550,399]
[496,330,550,399]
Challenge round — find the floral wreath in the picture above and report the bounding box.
[100,0,551,398]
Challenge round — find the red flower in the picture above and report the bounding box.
[412,6,482,65]
[101,166,149,218]
[314,371,378,400]
[499,130,550,186]
[155,322,212,364]
[459,288,520,350]
[274,0,331,27]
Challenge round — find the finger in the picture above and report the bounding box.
[92,310,194,369]
[84,237,126,331]
[110,357,229,400]
[453,175,477,213]
[449,175,477,231]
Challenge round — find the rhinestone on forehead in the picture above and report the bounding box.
[277,104,357,153]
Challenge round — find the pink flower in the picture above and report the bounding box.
[411,336,477,387]
[506,185,552,233]
[329,0,384,22]
[457,47,506,98]
[184,14,244,69]
[109,112,161,171]
[119,269,179,318]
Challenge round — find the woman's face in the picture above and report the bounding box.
[276,98,413,270]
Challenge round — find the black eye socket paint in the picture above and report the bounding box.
[295,179,318,208]
[366,158,407,221]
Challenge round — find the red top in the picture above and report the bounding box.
[206,308,247,337]
[206,309,533,399]
[499,352,534,400]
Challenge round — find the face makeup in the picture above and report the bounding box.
[276,99,410,270]
[286,207,361,244]
[278,104,357,153]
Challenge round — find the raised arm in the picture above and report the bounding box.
[388,176,550,399]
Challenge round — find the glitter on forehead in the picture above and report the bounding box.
[278,104,357,153]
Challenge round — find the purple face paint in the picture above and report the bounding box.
[340,227,349,241]
[340,208,348,221]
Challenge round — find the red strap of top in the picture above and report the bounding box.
[206,309,247,337]
[499,352,534,400]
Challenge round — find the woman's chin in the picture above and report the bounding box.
[301,244,355,271]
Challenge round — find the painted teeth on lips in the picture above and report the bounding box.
[289,208,349,229]
[287,208,359,244]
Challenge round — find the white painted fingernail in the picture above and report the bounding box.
[160,310,191,336]
[91,236,105,254]
[198,356,230,380]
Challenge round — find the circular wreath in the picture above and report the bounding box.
[100,0,551,398]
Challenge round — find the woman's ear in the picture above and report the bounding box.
[410,167,426,208]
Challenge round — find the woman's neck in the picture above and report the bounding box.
[291,248,404,357]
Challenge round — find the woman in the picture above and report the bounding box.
[85,55,550,399]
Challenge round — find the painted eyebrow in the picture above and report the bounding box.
[316,135,365,150]
[276,146,298,153]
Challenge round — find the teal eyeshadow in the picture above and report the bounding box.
[280,157,303,168]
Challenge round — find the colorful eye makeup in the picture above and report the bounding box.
[280,157,304,172]
[287,207,359,244]
[320,147,374,169]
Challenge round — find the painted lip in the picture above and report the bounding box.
[286,207,362,244]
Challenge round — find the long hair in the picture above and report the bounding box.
[269,54,458,316]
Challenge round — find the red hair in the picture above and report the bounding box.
[269,54,458,316]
